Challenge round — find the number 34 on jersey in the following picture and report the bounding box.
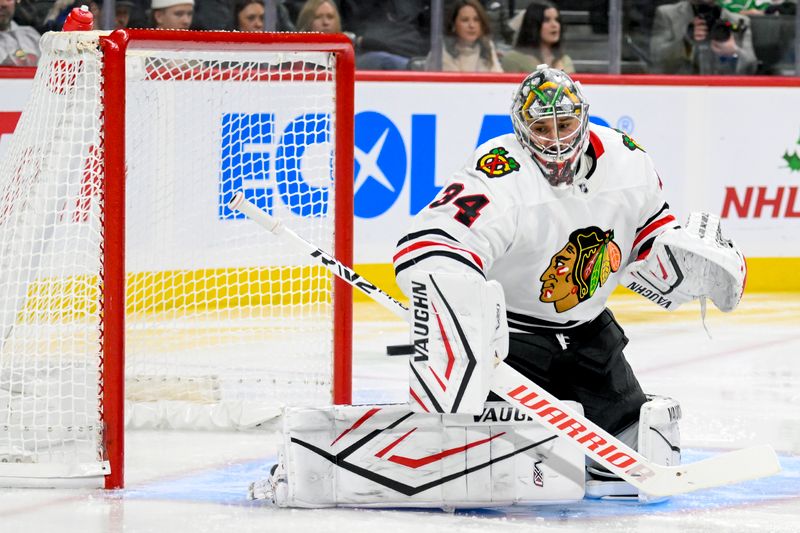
[428,183,490,228]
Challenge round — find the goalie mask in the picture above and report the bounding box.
[511,66,590,188]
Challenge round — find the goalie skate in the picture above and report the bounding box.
[248,460,288,503]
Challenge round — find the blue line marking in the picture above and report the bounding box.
[125,459,274,505]
[123,450,799,519]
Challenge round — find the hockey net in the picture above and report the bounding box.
[0,30,354,488]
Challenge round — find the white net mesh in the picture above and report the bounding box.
[0,32,346,483]
[0,33,105,481]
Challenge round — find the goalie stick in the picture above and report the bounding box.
[229,191,780,498]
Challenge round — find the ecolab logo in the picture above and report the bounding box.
[721,136,800,219]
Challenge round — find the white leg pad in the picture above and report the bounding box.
[407,270,508,415]
[258,402,586,509]
[639,395,681,469]
[585,395,681,503]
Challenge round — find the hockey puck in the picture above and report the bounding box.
[386,344,414,356]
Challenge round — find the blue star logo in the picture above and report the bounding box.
[353,112,406,219]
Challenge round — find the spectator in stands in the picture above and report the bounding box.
[426,0,503,72]
[649,0,758,74]
[151,0,193,29]
[0,0,40,66]
[12,0,55,34]
[112,0,136,28]
[501,1,575,74]
[296,0,340,32]
[725,0,796,73]
[83,0,135,29]
[124,0,151,29]
[339,0,429,70]
[192,0,232,30]
[41,0,76,32]
[195,0,292,30]
[717,0,795,15]
[234,0,264,31]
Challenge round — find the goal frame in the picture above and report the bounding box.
[100,29,355,489]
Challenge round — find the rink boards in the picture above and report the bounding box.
[1,71,798,294]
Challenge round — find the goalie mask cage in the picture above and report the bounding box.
[0,30,354,489]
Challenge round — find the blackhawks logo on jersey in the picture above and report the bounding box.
[476,147,520,178]
[539,227,622,313]
[615,129,645,152]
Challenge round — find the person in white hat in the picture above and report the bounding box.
[151,0,193,29]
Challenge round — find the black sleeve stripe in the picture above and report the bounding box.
[396,228,460,248]
[636,202,670,234]
[394,251,485,278]
[634,235,658,259]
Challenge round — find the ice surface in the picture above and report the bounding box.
[1,293,798,533]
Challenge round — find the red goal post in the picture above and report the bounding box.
[0,30,354,490]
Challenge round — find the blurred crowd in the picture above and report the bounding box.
[0,0,797,75]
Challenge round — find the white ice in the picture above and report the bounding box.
[1,293,798,533]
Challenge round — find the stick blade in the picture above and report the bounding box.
[647,444,781,497]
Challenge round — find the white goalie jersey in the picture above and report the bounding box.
[394,124,681,331]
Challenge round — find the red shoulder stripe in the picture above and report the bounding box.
[393,240,484,269]
[631,214,676,249]
[589,130,604,158]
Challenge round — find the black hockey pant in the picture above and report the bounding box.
[490,308,646,436]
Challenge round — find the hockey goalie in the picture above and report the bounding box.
[249,66,747,508]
